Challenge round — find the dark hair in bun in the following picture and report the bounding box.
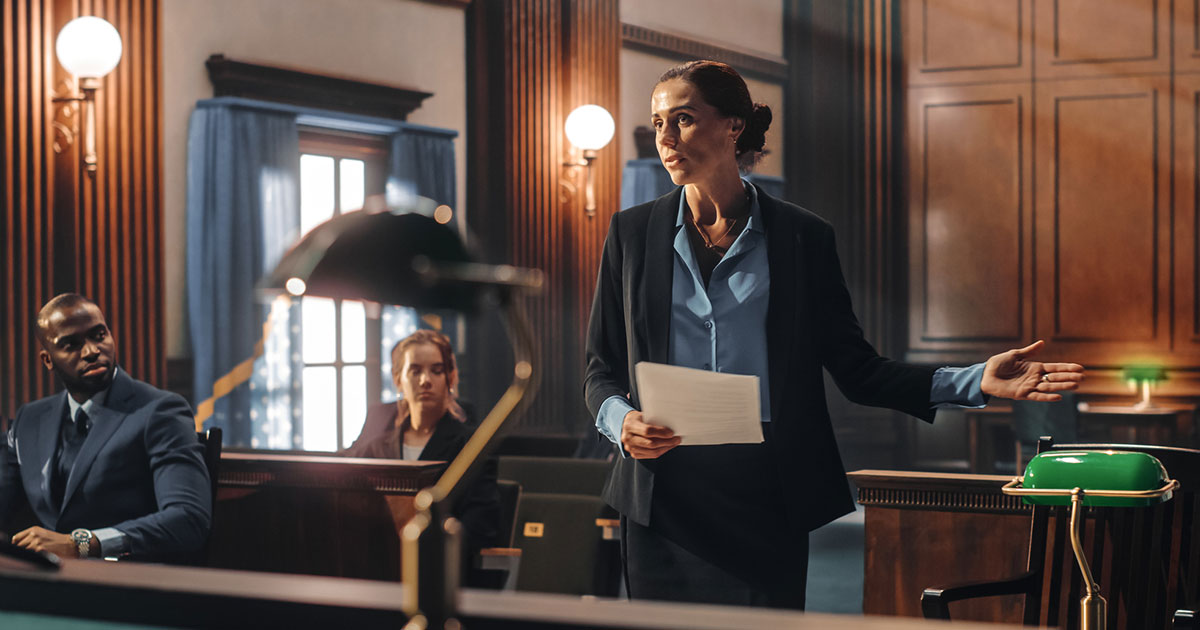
[657,59,772,169]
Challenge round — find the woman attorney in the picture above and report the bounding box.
[583,60,1083,609]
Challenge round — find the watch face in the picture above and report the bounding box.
[71,529,90,543]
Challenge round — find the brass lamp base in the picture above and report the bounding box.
[1081,592,1107,630]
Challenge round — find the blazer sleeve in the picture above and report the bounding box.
[114,394,212,558]
[812,222,937,422]
[583,211,635,418]
[0,412,28,533]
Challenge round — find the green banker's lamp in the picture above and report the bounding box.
[261,202,543,630]
[1123,365,1168,410]
[1004,451,1179,630]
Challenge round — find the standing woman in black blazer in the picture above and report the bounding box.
[584,60,1083,609]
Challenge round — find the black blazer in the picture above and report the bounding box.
[345,404,501,551]
[584,186,938,532]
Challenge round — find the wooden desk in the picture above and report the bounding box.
[964,402,1200,473]
[1076,402,1197,446]
[848,469,1031,624]
[209,453,444,580]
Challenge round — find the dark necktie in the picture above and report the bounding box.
[51,408,90,510]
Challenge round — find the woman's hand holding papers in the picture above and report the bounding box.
[621,410,682,459]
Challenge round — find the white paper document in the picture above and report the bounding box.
[634,361,763,446]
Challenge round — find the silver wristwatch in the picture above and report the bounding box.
[70,528,93,559]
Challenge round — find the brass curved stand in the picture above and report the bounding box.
[1003,478,1179,630]
[400,294,538,630]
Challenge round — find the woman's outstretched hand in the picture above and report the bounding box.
[980,340,1085,402]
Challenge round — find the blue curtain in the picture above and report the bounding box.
[380,128,460,401]
[621,158,675,209]
[388,127,456,209]
[186,104,300,447]
[622,158,788,208]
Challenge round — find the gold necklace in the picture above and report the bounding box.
[691,213,744,251]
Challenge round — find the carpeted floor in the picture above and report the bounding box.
[805,507,865,615]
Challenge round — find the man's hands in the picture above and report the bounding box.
[620,410,681,459]
[981,340,1085,402]
[11,526,83,558]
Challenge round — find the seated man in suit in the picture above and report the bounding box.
[0,294,211,561]
[343,330,500,556]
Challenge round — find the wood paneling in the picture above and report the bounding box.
[903,0,1031,86]
[0,0,163,418]
[2,0,56,417]
[1034,0,1169,79]
[1034,77,1171,359]
[1176,73,1200,352]
[907,85,1031,356]
[465,0,619,435]
[902,0,1200,375]
[1174,0,1200,72]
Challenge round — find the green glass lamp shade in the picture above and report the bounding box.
[1022,451,1173,507]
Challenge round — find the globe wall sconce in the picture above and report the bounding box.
[53,16,123,176]
[562,104,614,217]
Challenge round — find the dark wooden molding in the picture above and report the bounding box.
[205,54,433,120]
[621,23,788,82]
[415,0,471,7]
[849,469,1031,514]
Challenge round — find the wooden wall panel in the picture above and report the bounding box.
[906,84,1031,358]
[1175,73,1200,350]
[466,0,619,436]
[902,0,1031,86]
[1,0,56,418]
[1175,0,1200,72]
[1,0,163,419]
[1034,0,1169,79]
[1033,77,1172,360]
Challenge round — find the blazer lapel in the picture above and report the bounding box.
[419,415,463,461]
[60,371,132,514]
[761,192,802,424]
[643,188,682,365]
[32,396,67,523]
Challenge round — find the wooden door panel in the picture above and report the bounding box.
[902,0,1031,86]
[906,84,1033,361]
[1034,0,1169,79]
[1033,76,1172,361]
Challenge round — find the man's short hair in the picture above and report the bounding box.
[36,293,98,347]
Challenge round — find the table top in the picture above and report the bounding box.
[1079,402,1197,416]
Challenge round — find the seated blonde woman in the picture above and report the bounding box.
[343,330,501,554]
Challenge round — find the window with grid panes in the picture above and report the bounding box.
[295,130,387,451]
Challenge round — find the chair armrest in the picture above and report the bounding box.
[921,570,1039,620]
[595,518,620,541]
[1175,610,1196,629]
[479,547,522,558]
[475,548,522,591]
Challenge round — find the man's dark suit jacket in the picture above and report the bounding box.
[344,403,501,552]
[584,186,938,534]
[0,369,212,560]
